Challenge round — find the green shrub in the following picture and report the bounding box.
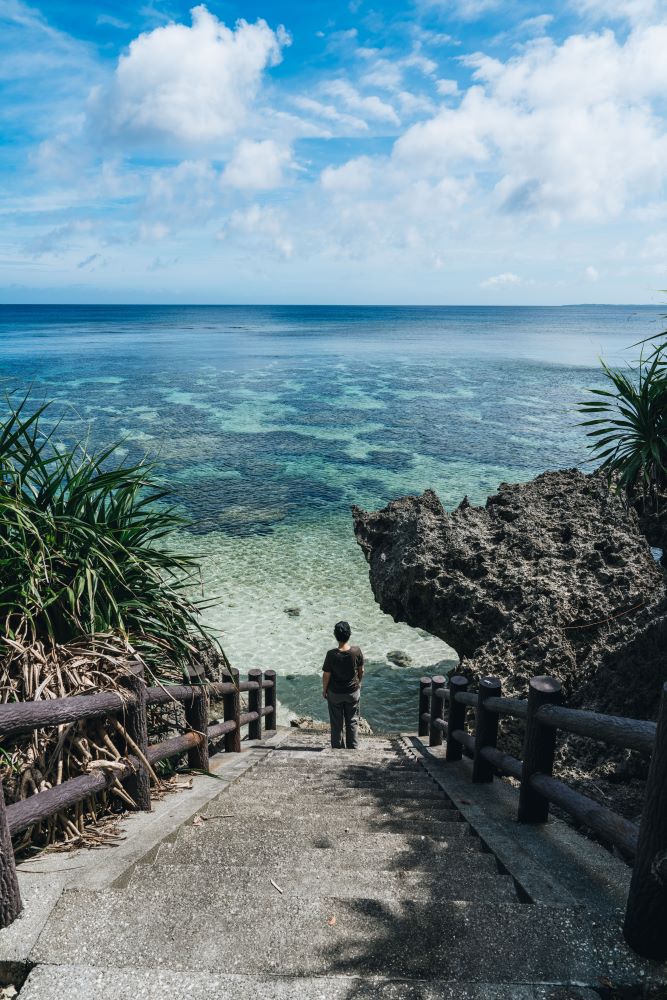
[0,396,215,676]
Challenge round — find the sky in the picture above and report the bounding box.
[2,0,667,304]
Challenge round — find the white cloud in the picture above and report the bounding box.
[322,80,400,126]
[222,139,293,190]
[575,0,665,25]
[96,14,130,29]
[393,26,667,221]
[436,78,459,96]
[418,0,501,21]
[480,272,522,287]
[321,156,377,195]
[585,265,600,281]
[143,159,218,230]
[227,204,294,259]
[92,5,289,146]
[292,95,369,133]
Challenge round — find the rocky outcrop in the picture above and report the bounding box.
[352,470,667,720]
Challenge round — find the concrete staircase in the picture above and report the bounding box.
[16,730,660,998]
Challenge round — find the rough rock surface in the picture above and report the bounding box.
[353,470,667,816]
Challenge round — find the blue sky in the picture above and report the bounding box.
[1,0,667,304]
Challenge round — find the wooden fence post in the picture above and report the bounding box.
[446,675,469,762]
[419,677,431,738]
[264,670,277,732]
[472,676,502,784]
[248,668,263,741]
[122,663,152,811]
[0,778,22,928]
[518,676,562,824]
[184,665,209,772]
[223,668,241,753]
[428,675,446,747]
[623,682,667,959]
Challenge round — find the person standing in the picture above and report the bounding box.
[322,620,364,749]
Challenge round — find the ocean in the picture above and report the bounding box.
[1,304,663,731]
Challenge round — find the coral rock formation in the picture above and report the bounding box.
[353,470,667,720]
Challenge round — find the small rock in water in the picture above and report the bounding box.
[284,606,301,617]
[386,650,413,667]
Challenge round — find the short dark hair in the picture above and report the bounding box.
[334,620,351,642]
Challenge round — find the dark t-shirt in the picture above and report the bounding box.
[322,646,364,694]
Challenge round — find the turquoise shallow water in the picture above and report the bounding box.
[1,304,664,730]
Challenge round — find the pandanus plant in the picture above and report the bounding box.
[579,331,667,514]
[0,396,213,667]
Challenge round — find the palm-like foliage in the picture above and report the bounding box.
[579,335,667,508]
[0,397,214,674]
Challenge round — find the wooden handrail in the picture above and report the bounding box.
[417,672,666,960]
[0,666,278,930]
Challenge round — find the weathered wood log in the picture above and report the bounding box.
[7,758,136,836]
[0,690,130,737]
[0,778,22,928]
[518,676,563,824]
[446,675,469,762]
[248,669,263,740]
[624,682,667,959]
[483,696,528,719]
[530,772,639,857]
[453,691,477,708]
[429,676,446,747]
[451,729,475,754]
[222,669,241,753]
[240,711,260,728]
[536,704,655,754]
[264,670,277,732]
[473,676,502,784]
[207,719,237,741]
[122,664,151,811]
[147,732,199,765]
[146,684,196,707]
[480,745,523,781]
[418,677,431,737]
[183,683,209,773]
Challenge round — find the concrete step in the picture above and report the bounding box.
[171,821,475,851]
[18,965,602,1000]
[212,782,455,815]
[239,771,437,787]
[123,861,517,902]
[172,816,468,848]
[261,760,424,773]
[199,799,458,821]
[195,806,461,832]
[224,784,450,803]
[155,828,484,867]
[32,896,646,986]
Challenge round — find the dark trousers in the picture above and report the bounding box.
[326,690,360,749]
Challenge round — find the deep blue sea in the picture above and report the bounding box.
[1,304,663,730]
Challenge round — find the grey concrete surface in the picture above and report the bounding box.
[119,861,517,901]
[18,965,603,1000]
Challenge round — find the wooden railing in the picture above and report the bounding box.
[0,666,277,928]
[418,673,667,961]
